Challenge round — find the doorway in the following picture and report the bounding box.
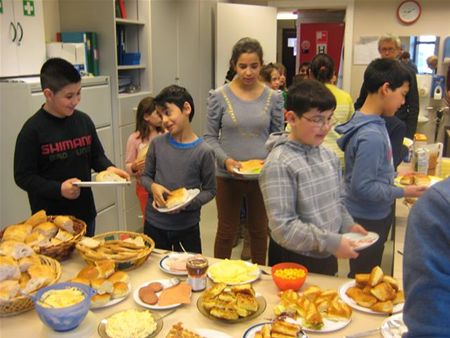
[281,28,297,87]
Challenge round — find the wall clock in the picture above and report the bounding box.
[397,0,421,25]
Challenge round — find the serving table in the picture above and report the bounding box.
[0,249,390,337]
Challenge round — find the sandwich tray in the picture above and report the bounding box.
[73,181,131,187]
[153,188,200,213]
[339,281,404,315]
[133,278,191,310]
[343,231,379,251]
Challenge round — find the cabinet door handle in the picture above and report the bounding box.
[10,22,17,42]
[17,22,24,44]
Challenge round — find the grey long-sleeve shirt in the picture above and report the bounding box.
[140,134,216,230]
[204,84,284,179]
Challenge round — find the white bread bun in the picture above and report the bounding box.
[32,222,58,239]
[0,241,34,260]
[91,278,113,295]
[107,271,129,284]
[26,210,47,227]
[165,188,188,209]
[70,277,91,286]
[18,255,41,273]
[3,224,33,242]
[0,256,21,281]
[19,272,31,289]
[24,232,48,247]
[112,281,129,298]
[79,237,101,249]
[54,229,74,242]
[96,170,126,182]
[91,293,111,307]
[77,265,100,281]
[95,260,115,279]
[53,216,75,234]
[0,280,20,302]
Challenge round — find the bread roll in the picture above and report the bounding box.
[91,278,113,295]
[3,224,33,242]
[24,232,48,247]
[96,170,126,182]
[22,264,53,294]
[32,222,58,239]
[0,256,21,281]
[239,159,264,173]
[108,271,129,284]
[368,266,384,287]
[19,272,31,290]
[95,260,115,278]
[165,188,188,209]
[0,280,20,302]
[54,229,74,242]
[70,277,91,286]
[0,241,34,260]
[91,293,111,307]
[112,281,129,298]
[53,216,75,234]
[77,265,100,281]
[370,300,393,314]
[26,210,47,227]
[18,255,41,273]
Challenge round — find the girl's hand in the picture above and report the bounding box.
[61,178,81,200]
[131,160,146,174]
[225,158,241,175]
[334,236,359,259]
[151,183,170,207]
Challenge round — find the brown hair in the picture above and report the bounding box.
[135,97,162,140]
[230,37,264,68]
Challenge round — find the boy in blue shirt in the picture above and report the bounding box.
[336,58,426,277]
[141,85,216,253]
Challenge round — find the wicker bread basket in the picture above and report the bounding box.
[0,216,87,261]
[76,231,154,271]
[0,255,62,317]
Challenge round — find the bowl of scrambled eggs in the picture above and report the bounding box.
[33,282,95,331]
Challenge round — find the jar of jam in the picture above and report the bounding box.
[186,255,208,291]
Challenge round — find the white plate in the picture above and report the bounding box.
[232,167,261,178]
[159,253,194,276]
[207,260,261,285]
[90,282,131,309]
[339,281,404,315]
[73,181,131,187]
[381,313,408,338]
[195,328,232,338]
[242,322,272,338]
[153,189,200,213]
[98,309,162,338]
[343,231,379,251]
[302,317,351,333]
[133,279,191,310]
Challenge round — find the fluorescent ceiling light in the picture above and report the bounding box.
[277,11,297,20]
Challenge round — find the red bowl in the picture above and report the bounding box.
[271,262,308,291]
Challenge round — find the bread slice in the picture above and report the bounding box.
[392,290,405,305]
[26,210,47,227]
[355,273,370,287]
[53,216,75,234]
[3,224,33,242]
[271,319,301,336]
[370,300,393,314]
[368,266,384,287]
[96,170,126,182]
[236,292,258,312]
[0,280,20,301]
[32,222,58,239]
[326,299,352,321]
[0,256,21,281]
[18,255,41,273]
[210,307,239,320]
[303,285,322,301]
[165,188,189,209]
[370,282,396,301]
[382,275,400,291]
[0,241,34,260]
[95,260,115,279]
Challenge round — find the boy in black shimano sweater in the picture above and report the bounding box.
[14,58,129,236]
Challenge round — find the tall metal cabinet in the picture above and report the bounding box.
[59,0,153,232]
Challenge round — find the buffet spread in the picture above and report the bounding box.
[0,211,404,338]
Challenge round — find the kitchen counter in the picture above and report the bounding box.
[0,249,393,337]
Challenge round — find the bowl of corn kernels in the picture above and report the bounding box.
[271,262,308,291]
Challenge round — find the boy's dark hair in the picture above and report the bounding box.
[40,58,81,93]
[154,85,195,122]
[259,63,279,83]
[230,37,264,68]
[286,79,336,117]
[310,53,334,83]
[364,58,411,94]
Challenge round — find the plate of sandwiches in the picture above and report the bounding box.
[73,171,131,187]
[71,261,131,309]
[273,286,352,333]
[232,159,265,177]
[133,278,192,310]
[197,283,266,323]
[395,173,442,187]
[159,252,195,275]
[166,323,232,338]
[343,231,379,251]
[242,320,304,338]
[339,266,404,315]
[153,188,200,213]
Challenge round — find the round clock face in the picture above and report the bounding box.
[397,0,421,24]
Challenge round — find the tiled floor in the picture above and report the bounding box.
[199,198,410,281]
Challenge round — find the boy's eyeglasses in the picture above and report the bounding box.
[301,115,335,128]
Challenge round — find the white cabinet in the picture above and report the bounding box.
[0,0,45,77]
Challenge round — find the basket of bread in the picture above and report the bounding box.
[76,231,154,271]
[0,241,61,316]
[0,210,86,261]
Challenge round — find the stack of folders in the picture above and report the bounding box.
[60,32,99,76]
[118,76,132,93]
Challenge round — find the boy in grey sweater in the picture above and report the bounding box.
[259,80,367,275]
[141,85,216,253]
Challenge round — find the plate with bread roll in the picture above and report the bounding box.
[73,170,131,187]
[153,188,200,213]
[232,159,264,177]
[70,261,131,309]
[339,266,404,315]
[133,278,192,310]
[394,173,442,187]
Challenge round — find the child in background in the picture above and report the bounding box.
[260,63,281,91]
[14,58,129,236]
[141,85,216,253]
[259,79,367,275]
[274,62,287,91]
[125,97,164,216]
[335,58,426,277]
